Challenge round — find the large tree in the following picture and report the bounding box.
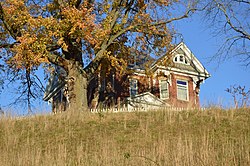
[203,0,250,65]
[0,0,197,112]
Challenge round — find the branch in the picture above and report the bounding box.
[0,3,20,40]
[46,43,61,52]
[234,0,250,4]
[152,8,197,26]
[25,69,35,114]
[0,42,20,49]
[216,1,250,40]
[34,74,46,92]
[47,53,69,71]
[107,7,198,47]
[93,3,198,67]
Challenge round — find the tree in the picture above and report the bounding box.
[203,0,250,65]
[226,85,250,108]
[0,0,198,112]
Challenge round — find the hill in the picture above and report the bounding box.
[0,108,249,165]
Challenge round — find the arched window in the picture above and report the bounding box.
[173,54,189,65]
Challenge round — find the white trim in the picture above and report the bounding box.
[148,78,151,89]
[132,72,146,77]
[151,42,210,78]
[156,65,209,78]
[153,79,156,86]
[179,43,210,76]
[176,80,189,101]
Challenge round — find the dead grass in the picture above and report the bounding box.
[0,108,249,166]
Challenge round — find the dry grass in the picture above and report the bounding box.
[0,108,249,166]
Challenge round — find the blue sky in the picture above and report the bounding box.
[0,11,249,114]
[176,14,250,107]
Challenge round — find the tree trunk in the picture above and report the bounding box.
[60,37,88,112]
[66,61,88,111]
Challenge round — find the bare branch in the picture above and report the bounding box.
[233,0,250,4]
[204,0,250,65]
[216,1,250,40]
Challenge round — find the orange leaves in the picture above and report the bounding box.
[1,0,99,70]
[58,6,98,47]
[0,0,193,73]
[2,0,31,25]
[154,0,171,6]
[9,33,49,69]
[1,1,50,68]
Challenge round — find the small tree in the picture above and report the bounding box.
[226,85,250,108]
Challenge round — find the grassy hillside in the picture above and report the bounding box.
[0,108,249,166]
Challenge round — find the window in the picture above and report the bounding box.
[129,79,138,97]
[185,58,188,64]
[177,80,188,101]
[173,54,189,65]
[160,80,169,99]
[179,55,184,62]
[174,56,178,62]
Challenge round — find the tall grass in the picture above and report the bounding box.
[0,108,249,165]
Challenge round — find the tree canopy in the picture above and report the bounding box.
[0,0,198,112]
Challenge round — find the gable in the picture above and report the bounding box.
[126,92,170,110]
[152,42,210,79]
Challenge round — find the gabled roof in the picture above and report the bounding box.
[152,42,210,79]
[126,92,170,109]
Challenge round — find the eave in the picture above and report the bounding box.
[153,65,211,79]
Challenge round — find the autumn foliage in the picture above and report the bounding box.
[1,0,97,69]
[0,0,197,111]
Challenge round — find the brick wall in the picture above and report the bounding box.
[87,72,200,109]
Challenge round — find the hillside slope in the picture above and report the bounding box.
[0,108,249,166]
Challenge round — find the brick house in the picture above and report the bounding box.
[44,42,210,112]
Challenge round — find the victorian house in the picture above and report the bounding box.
[43,42,210,112]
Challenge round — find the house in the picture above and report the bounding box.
[43,42,210,112]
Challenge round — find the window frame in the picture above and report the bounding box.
[159,79,169,99]
[129,79,138,97]
[176,80,189,101]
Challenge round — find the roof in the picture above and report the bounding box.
[151,42,210,79]
[126,92,170,110]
